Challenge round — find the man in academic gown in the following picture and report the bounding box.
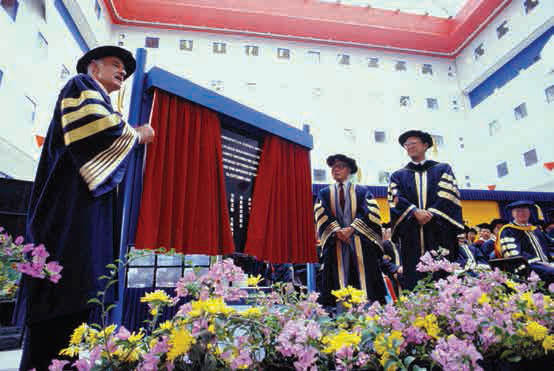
[20,46,155,370]
[387,130,464,290]
[496,201,554,284]
[380,222,402,297]
[482,218,508,261]
[315,154,386,306]
[471,223,494,265]
[457,231,489,272]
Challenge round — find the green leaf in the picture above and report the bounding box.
[98,275,110,281]
[87,298,102,305]
[105,304,116,312]
[403,356,415,367]
[412,365,427,371]
[105,264,117,270]
[384,358,397,371]
[507,355,522,363]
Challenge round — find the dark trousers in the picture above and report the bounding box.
[19,309,90,371]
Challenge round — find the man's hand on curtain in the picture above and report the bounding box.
[136,124,155,144]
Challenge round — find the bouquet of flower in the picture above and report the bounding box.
[50,252,553,371]
[0,226,63,300]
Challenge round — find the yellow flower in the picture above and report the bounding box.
[374,333,387,355]
[59,346,80,357]
[69,323,88,345]
[167,327,196,361]
[128,330,144,343]
[189,298,234,317]
[86,329,99,345]
[512,312,524,320]
[158,320,173,331]
[505,279,517,290]
[542,335,554,352]
[521,292,535,309]
[246,274,262,286]
[525,321,548,341]
[140,290,173,304]
[101,324,117,337]
[241,307,262,317]
[387,331,404,351]
[478,293,490,305]
[331,286,366,306]
[150,307,158,316]
[414,314,440,339]
[322,330,361,354]
[208,324,216,333]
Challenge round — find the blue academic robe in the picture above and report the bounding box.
[22,74,138,324]
[315,183,386,306]
[388,161,464,290]
[498,224,554,284]
[457,242,489,271]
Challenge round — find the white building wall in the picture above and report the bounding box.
[0,0,114,180]
[113,25,466,186]
[456,0,553,93]
[453,0,554,191]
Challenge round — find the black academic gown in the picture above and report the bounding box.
[388,161,464,290]
[22,74,138,324]
[498,223,554,284]
[315,183,386,306]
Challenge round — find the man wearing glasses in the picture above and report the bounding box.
[387,130,464,290]
[315,154,386,308]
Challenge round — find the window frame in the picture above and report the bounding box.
[145,37,160,49]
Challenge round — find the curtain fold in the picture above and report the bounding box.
[135,89,234,255]
[245,136,316,263]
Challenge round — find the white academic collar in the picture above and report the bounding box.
[335,180,351,188]
[411,159,427,166]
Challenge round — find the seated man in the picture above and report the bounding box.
[457,232,489,272]
[496,201,554,284]
[482,218,508,261]
[472,223,494,265]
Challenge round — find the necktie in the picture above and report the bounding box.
[339,183,345,210]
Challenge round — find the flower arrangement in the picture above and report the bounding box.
[0,227,63,300]
[50,252,553,371]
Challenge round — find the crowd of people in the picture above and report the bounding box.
[315,131,554,307]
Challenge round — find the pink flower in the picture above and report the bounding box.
[431,335,483,371]
[22,243,34,253]
[48,359,70,371]
[116,326,131,340]
[231,348,252,370]
[72,359,92,371]
[14,235,24,244]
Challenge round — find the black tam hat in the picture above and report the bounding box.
[77,45,136,78]
[326,154,358,174]
[398,130,434,148]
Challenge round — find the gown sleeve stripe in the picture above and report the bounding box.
[61,89,105,110]
[61,104,111,128]
[63,113,121,145]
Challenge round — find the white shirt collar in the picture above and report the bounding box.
[411,159,427,166]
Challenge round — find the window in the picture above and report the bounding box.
[245,45,259,56]
[545,85,554,103]
[399,96,411,107]
[451,98,459,111]
[431,134,444,148]
[313,169,326,182]
[422,64,433,75]
[488,120,500,136]
[312,87,322,99]
[94,0,101,19]
[213,42,226,54]
[338,54,350,65]
[378,171,390,185]
[426,98,439,110]
[465,175,470,180]
[36,32,48,59]
[24,96,37,126]
[246,82,256,92]
[524,0,539,14]
[374,130,386,143]
[126,249,211,288]
[0,69,3,88]
[496,21,509,39]
[497,162,508,178]
[118,33,125,46]
[368,57,379,68]
[2,0,19,21]
[514,103,527,120]
[474,44,485,60]
[180,40,193,51]
[210,80,224,92]
[344,128,356,143]
[523,149,538,167]
[60,65,70,80]
[448,65,456,77]
[307,51,320,64]
[277,48,290,59]
[395,61,407,71]
[145,37,159,48]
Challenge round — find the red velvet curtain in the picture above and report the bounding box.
[135,89,234,255]
[245,135,317,263]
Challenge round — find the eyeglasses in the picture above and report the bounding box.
[403,141,422,148]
